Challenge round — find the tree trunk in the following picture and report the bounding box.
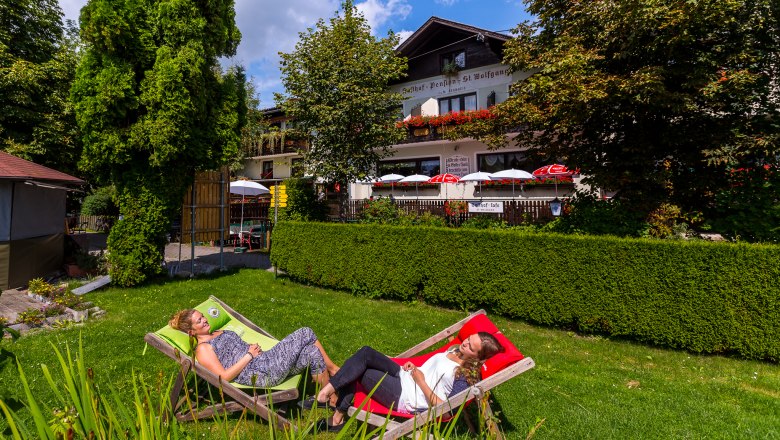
[338,181,348,222]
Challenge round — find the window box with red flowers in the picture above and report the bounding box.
[397,108,498,141]
[372,182,438,190]
[482,176,575,189]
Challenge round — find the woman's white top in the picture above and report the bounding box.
[398,347,460,413]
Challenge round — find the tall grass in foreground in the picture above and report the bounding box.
[0,338,497,439]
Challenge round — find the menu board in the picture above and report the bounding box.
[445,155,469,177]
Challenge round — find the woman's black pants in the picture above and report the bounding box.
[329,346,403,412]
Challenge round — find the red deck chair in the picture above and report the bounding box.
[347,310,535,440]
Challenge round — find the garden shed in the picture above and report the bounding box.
[0,151,84,289]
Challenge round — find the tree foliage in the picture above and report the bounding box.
[0,0,82,174]
[464,0,780,223]
[277,0,407,216]
[73,0,243,285]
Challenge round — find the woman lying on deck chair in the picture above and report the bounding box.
[311,332,505,432]
[170,309,340,396]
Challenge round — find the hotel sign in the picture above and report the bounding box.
[468,201,504,213]
[394,64,513,100]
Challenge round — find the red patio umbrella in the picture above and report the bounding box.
[427,173,461,198]
[427,173,461,183]
[532,164,575,196]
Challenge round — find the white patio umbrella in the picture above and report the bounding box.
[490,168,534,196]
[379,173,405,182]
[399,174,431,199]
[379,174,405,198]
[460,171,493,195]
[229,180,269,233]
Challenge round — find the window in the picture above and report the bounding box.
[261,161,273,179]
[439,93,477,115]
[441,50,466,72]
[378,157,440,177]
[487,91,496,107]
[477,152,545,173]
[291,158,304,178]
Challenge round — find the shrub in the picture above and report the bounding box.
[27,278,55,296]
[42,303,66,317]
[461,215,507,229]
[17,308,45,326]
[360,197,400,224]
[549,191,647,237]
[80,186,119,217]
[279,177,329,221]
[75,250,100,271]
[271,221,780,361]
[709,166,780,243]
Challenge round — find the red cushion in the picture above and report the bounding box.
[457,314,499,339]
[480,332,524,378]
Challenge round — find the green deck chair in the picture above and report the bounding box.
[144,296,302,429]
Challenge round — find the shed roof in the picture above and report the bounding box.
[0,151,85,185]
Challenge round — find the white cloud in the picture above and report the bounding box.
[434,0,458,5]
[395,30,413,46]
[355,0,412,33]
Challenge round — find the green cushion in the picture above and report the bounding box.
[156,325,193,355]
[194,299,232,330]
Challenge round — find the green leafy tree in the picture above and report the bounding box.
[277,0,407,218]
[0,1,82,174]
[72,0,243,286]
[460,0,780,220]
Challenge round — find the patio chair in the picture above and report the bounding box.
[346,310,535,440]
[144,296,302,429]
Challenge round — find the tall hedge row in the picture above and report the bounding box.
[270,221,780,361]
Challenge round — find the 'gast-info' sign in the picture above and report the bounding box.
[468,201,503,213]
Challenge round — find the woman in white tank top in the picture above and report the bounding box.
[310,332,505,432]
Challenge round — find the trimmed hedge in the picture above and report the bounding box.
[270,221,780,361]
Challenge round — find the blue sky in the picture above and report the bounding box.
[58,0,533,106]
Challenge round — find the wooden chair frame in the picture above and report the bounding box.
[144,296,300,430]
[346,309,535,440]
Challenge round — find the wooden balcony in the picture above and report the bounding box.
[243,135,309,158]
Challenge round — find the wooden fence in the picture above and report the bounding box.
[70,215,115,233]
[181,168,230,244]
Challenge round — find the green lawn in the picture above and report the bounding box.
[1,269,778,439]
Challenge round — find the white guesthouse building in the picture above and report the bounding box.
[241,17,585,203]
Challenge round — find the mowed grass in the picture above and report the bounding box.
[1,269,778,439]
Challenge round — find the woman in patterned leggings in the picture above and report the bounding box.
[170,309,339,400]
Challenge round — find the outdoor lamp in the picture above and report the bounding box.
[549,197,563,217]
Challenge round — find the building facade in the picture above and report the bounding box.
[240,17,585,202]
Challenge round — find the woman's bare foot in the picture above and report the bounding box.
[331,410,345,425]
[317,382,335,404]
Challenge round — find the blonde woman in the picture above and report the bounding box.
[170,309,339,401]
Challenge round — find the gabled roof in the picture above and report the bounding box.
[396,16,510,58]
[0,151,84,185]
